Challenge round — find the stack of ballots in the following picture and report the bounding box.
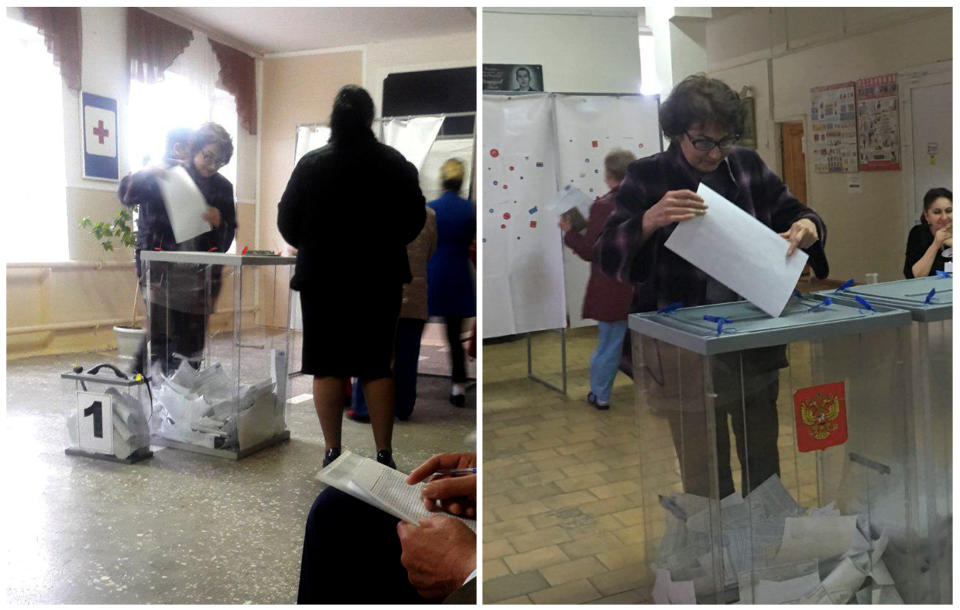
[66,387,150,460]
[652,475,900,604]
[152,361,277,450]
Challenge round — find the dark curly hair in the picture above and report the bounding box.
[330,85,375,142]
[190,122,233,165]
[659,74,746,140]
[920,187,952,225]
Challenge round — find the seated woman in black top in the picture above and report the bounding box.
[905,187,952,278]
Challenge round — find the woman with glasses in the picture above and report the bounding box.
[597,74,829,499]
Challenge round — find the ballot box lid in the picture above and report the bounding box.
[628,294,912,355]
[140,251,295,267]
[824,276,952,323]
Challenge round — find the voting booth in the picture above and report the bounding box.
[629,294,924,603]
[828,276,952,603]
[141,251,294,459]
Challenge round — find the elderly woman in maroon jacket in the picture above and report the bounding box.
[560,150,636,410]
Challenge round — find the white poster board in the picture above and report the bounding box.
[482,94,566,338]
[554,94,662,327]
[382,116,444,172]
[420,137,475,204]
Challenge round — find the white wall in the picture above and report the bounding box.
[483,10,642,93]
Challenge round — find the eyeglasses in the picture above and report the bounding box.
[200,150,225,168]
[685,131,740,152]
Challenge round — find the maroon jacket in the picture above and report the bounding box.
[563,188,634,322]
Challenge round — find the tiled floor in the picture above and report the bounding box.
[482,327,823,604]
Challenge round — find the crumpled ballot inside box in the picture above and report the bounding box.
[66,387,150,460]
[652,475,902,604]
[151,360,279,450]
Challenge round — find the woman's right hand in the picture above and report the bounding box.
[643,190,708,232]
[935,223,952,247]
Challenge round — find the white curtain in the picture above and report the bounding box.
[381,116,444,173]
[419,137,475,203]
[168,32,221,105]
[294,125,331,165]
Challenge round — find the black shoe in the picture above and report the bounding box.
[376,449,396,470]
[322,447,341,468]
[449,393,466,408]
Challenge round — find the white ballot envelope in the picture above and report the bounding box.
[664,183,808,317]
[156,165,212,244]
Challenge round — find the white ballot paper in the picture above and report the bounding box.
[317,451,476,532]
[664,183,808,317]
[156,165,212,244]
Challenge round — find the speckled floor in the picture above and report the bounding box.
[5,348,476,604]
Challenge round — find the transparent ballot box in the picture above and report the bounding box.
[628,294,918,603]
[828,276,952,603]
[141,251,295,459]
[62,363,153,463]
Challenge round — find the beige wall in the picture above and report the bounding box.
[704,7,951,282]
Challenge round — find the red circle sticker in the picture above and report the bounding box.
[490,149,499,157]
[503,184,508,189]
[509,165,515,171]
[500,224,506,229]
[503,212,511,220]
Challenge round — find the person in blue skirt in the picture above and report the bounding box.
[427,159,476,407]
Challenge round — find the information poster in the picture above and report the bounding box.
[856,74,900,171]
[810,83,858,173]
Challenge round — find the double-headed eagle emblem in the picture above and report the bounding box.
[799,392,841,440]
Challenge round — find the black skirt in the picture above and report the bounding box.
[299,283,402,379]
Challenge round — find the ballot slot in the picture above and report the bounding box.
[141,251,295,459]
[629,296,921,603]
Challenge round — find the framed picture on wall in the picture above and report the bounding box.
[483,64,544,93]
[740,96,757,149]
[80,91,119,181]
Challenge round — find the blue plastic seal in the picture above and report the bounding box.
[657,301,684,315]
[924,288,936,304]
[854,295,875,313]
[807,296,832,312]
[703,314,733,336]
[935,270,952,279]
[835,279,855,293]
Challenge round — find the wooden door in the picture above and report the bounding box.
[780,122,807,204]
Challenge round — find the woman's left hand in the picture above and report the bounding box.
[780,218,818,256]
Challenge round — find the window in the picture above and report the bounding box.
[3,15,68,262]
[128,74,239,187]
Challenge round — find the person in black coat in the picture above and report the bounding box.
[277,85,426,469]
[904,187,952,278]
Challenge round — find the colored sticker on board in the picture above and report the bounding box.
[488,208,494,213]
[490,149,499,158]
[528,206,538,214]
[500,224,506,229]
[592,140,598,148]
[509,166,515,171]
[503,212,511,220]
[530,221,537,228]
[536,161,544,168]
[493,180,498,186]
[503,184,508,189]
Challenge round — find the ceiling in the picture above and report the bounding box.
[154,7,477,56]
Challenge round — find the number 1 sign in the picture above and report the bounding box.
[76,392,114,455]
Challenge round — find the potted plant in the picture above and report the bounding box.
[79,207,145,359]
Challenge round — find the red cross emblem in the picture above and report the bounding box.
[92,120,110,144]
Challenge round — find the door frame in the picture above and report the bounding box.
[774,114,810,202]
[898,60,952,240]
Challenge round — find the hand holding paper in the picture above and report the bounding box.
[664,183,808,317]
[156,165,213,244]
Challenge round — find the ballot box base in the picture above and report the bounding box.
[65,446,154,464]
[150,430,291,460]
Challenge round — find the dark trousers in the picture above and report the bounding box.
[666,368,781,499]
[444,316,467,383]
[297,488,432,604]
[352,318,427,420]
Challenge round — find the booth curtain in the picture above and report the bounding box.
[209,39,258,135]
[127,8,193,84]
[20,7,82,90]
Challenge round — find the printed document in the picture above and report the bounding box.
[156,165,212,244]
[664,183,808,317]
[317,451,476,532]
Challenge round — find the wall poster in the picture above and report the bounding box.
[856,73,900,171]
[483,64,544,92]
[810,82,858,173]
